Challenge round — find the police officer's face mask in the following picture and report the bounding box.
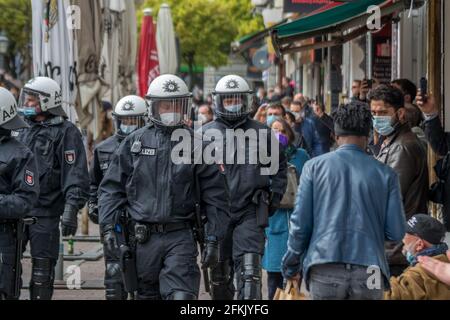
[120,124,138,135]
[18,93,42,118]
[223,97,243,113]
[160,112,182,126]
[19,107,39,118]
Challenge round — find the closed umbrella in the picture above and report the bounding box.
[99,0,125,107]
[72,0,103,136]
[31,0,78,123]
[137,8,160,97]
[120,0,137,96]
[156,3,178,75]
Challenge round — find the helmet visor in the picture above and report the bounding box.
[213,93,252,118]
[114,115,146,135]
[18,89,43,117]
[148,97,192,127]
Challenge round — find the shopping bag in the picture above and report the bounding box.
[273,279,307,300]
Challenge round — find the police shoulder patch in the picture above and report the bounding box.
[64,150,76,164]
[25,170,35,186]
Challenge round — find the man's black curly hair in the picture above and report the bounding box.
[367,84,405,110]
[332,101,372,137]
[392,79,417,101]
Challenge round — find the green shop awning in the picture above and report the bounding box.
[271,0,412,55]
[232,19,288,54]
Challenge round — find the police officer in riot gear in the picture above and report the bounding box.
[99,74,226,300]
[0,87,40,300]
[15,77,89,300]
[203,75,287,300]
[89,95,147,300]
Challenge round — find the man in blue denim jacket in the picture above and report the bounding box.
[282,101,406,300]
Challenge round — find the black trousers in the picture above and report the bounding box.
[0,223,17,299]
[135,228,200,300]
[212,211,266,299]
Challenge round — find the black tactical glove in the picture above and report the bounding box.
[269,193,283,216]
[61,204,78,237]
[88,200,99,224]
[103,225,119,253]
[201,237,219,269]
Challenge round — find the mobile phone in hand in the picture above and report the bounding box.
[367,79,373,89]
[420,77,428,102]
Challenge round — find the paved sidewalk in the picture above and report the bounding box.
[19,219,449,300]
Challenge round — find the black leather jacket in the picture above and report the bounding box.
[377,123,429,219]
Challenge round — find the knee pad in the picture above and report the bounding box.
[30,258,55,300]
[210,260,234,300]
[240,253,262,300]
[104,262,127,300]
[167,291,197,300]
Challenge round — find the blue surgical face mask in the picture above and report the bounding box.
[267,115,280,127]
[373,116,395,136]
[120,124,138,135]
[402,240,418,265]
[224,104,242,113]
[19,107,38,118]
[406,251,416,265]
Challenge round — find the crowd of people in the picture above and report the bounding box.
[246,77,450,300]
[0,70,449,301]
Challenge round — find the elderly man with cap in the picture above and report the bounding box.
[385,214,450,300]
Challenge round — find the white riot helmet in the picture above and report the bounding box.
[0,87,29,130]
[113,95,148,136]
[212,75,254,122]
[145,74,192,127]
[18,77,66,118]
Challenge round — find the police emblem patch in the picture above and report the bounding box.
[25,170,35,186]
[225,79,239,90]
[64,150,76,164]
[122,101,135,112]
[162,80,180,93]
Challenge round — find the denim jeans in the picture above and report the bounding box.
[309,263,384,300]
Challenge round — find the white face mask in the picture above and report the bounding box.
[198,113,208,124]
[160,112,182,126]
[224,104,242,113]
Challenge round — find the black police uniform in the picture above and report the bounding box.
[202,117,288,300]
[14,116,89,299]
[99,123,226,300]
[89,134,127,300]
[0,134,39,300]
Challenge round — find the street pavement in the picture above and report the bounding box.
[19,220,272,300]
[19,219,450,300]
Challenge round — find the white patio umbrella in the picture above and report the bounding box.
[99,0,125,107]
[72,0,103,135]
[31,0,78,123]
[156,3,178,75]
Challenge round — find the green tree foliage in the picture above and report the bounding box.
[0,0,32,74]
[138,0,263,74]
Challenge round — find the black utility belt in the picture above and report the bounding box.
[133,221,192,244]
